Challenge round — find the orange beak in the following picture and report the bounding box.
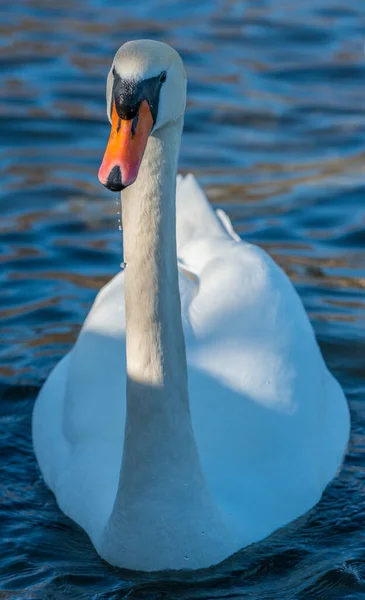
[98,99,154,191]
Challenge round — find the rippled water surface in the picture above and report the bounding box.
[1,0,365,598]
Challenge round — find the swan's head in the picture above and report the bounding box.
[98,40,186,192]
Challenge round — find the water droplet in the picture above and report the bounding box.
[118,225,122,231]
[184,556,189,561]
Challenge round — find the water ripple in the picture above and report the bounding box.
[1,0,365,598]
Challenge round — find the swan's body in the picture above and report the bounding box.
[33,40,350,572]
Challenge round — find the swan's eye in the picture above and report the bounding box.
[160,71,167,83]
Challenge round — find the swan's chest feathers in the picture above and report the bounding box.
[33,210,349,571]
[36,237,348,559]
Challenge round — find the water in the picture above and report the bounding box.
[1,0,365,598]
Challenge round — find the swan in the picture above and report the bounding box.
[32,40,350,572]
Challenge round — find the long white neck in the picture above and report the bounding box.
[100,118,238,571]
[123,117,188,406]
[120,117,197,490]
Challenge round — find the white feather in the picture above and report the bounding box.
[33,40,350,573]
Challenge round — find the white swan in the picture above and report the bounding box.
[32,40,350,572]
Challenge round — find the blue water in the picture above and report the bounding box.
[1,0,365,598]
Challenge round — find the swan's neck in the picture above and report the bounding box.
[122,118,187,401]
[101,119,238,571]
[114,118,205,503]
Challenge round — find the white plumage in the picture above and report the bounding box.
[33,41,350,572]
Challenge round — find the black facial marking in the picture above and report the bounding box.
[111,68,166,124]
[105,165,125,192]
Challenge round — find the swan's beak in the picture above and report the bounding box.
[98,99,153,192]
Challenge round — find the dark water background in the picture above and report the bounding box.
[1,0,365,598]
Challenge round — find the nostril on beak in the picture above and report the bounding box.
[104,166,125,192]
